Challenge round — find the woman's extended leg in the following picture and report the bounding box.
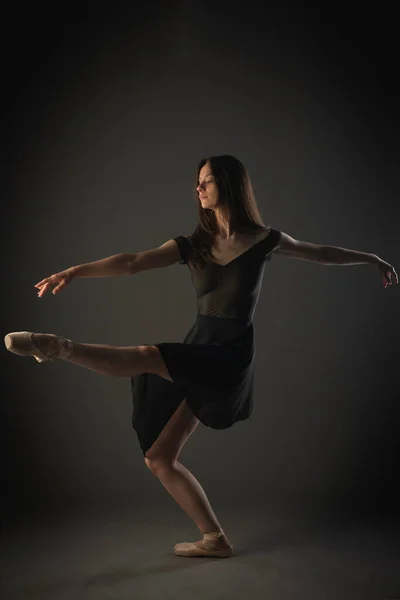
[60,340,166,378]
[5,332,173,381]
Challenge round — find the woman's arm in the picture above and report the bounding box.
[70,253,136,277]
[275,232,398,287]
[34,239,183,297]
[34,253,135,297]
[275,232,375,265]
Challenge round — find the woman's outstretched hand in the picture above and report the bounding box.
[34,269,75,297]
[374,257,398,288]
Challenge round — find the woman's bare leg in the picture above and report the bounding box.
[144,400,231,549]
[62,341,145,377]
[30,334,169,379]
[147,459,224,534]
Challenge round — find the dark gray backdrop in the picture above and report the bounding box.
[3,2,399,522]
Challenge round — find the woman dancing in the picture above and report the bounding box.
[5,154,397,558]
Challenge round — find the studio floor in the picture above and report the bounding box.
[1,504,399,600]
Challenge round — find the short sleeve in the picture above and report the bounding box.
[174,235,192,265]
[265,228,281,261]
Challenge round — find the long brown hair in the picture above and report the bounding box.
[184,155,269,270]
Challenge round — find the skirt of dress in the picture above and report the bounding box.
[131,314,256,455]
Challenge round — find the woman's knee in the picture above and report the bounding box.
[144,456,175,476]
[143,399,199,466]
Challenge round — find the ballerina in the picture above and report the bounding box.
[4,154,398,558]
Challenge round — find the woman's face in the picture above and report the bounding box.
[196,163,219,209]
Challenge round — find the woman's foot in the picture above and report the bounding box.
[174,530,234,558]
[4,331,73,362]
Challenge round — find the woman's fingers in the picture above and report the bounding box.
[37,282,50,297]
[35,274,71,296]
[382,267,398,287]
[378,261,398,288]
[35,276,55,289]
[35,275,56,292]
[53,281,65,294]
[35,272,72,292]
[35,279,49,288]
[385,269,398,286]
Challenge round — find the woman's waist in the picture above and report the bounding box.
[186,313,253,345]
[196,312,252,328]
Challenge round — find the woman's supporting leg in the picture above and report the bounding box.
[146,458,223,534]
[144,400,231,549]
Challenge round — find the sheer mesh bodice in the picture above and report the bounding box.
[173,229,281,324]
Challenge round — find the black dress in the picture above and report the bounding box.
[131,228,281,456]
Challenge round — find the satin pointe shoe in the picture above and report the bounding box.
[4,331,73,363]
[174,530,234,558]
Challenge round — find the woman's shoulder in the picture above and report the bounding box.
[241,225,271,242]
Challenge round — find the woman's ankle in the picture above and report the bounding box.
[32,334,73,360]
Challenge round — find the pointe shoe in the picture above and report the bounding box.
[174,531,234,558]
[4,331,73,363]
